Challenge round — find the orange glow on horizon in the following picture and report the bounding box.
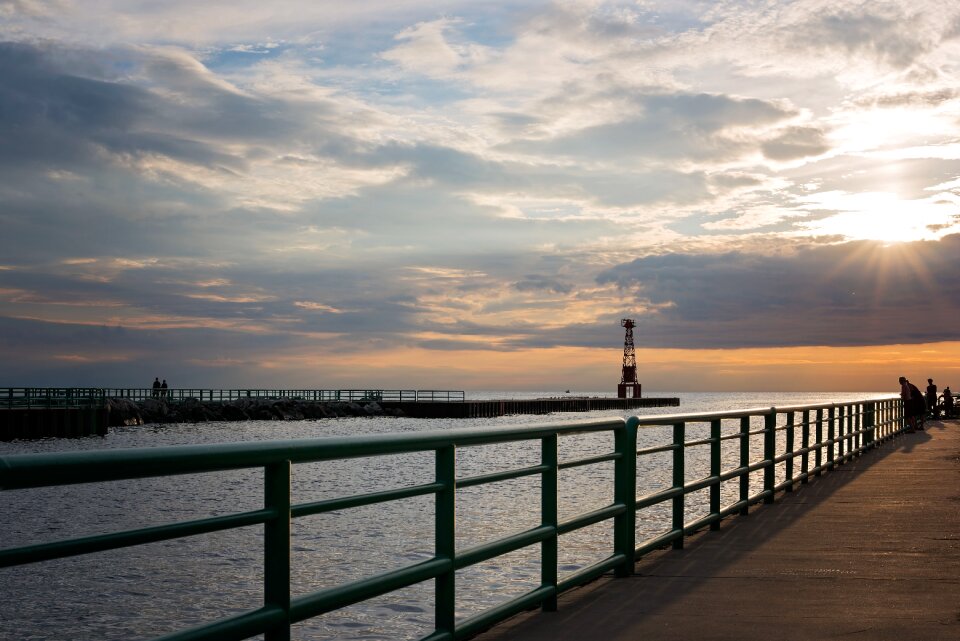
[236,341,960,393]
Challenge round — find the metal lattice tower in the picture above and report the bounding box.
[617,318,642,398]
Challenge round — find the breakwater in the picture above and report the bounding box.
[0,387,680,438]
[383,396,679,418]
[104,396,399,426]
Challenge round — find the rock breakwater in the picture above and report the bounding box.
[106,397,401,427]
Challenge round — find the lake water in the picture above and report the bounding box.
[0,391,888,641]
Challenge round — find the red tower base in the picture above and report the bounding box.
[617,383,642,399]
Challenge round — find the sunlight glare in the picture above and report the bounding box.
[797,191,960,242]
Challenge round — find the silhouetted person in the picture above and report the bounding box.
[926,378,937,417]
[942,387,954,418]
[152,377,161,398]
[899,376,925,432]
[160,379,168,399]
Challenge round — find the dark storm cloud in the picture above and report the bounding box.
[595,234,960,349]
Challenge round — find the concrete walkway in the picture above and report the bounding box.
[475,419,960,641]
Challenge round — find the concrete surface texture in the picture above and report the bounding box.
[474,419,960,641]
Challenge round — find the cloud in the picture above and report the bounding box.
[596,234,960,349]
[503,89,820,167]
[786,4,937,70]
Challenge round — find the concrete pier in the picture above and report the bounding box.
[475,418,960,641]
[382,396,679,418]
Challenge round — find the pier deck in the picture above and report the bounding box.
[475,418,960,641]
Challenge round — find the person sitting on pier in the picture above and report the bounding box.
[152,377,161,398]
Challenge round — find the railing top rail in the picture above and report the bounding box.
[0,416,626,490]
[629,396,899,426]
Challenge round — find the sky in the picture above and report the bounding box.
[1,0,959,392]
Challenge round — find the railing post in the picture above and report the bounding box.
[815,408,824,476]
[672,422,685,549]
[763,409,776,504]
[827,406,836,470]
[435,445,456,636]
[264,461,291,641]
[854,403,862,453]
[709,419,721,529]
[785,411,795,492]
[615,418,638,575]
[739,416,750,515]
[837,405,845,464]
[541,434,559,605]
[801,410,810,484]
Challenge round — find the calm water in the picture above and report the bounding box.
[0,391,886,641]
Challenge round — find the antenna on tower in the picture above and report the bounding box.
[617,318,642,398]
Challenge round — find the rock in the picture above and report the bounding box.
[115,396,394,425]
[106,397,143,426]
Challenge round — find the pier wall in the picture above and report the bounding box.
[0,408,108,441]
[383,396,680,418]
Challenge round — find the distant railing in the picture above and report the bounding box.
[1,388,466,408]
[0,397,903,641]
[1,388,107,410]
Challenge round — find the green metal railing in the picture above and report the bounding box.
[0,397,903,641]
[2,388,466,408]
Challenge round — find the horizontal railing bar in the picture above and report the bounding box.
[455,526,554,569]
[628,398,895,427]
[290,557,452,623]
[420,630,455,641]
[455,585,556,639]
[684,474,719,494]
[718,500,749,519]
[636,486,682,510]
[684,511,721,534]
[150,605,287,641]
[0,418,626,489]
[718,466,749,483]
[292,482,444,518]
[555,554,626,593]
[557,451,620,470]
[557,504,625,535]
[0,508,274,568]
[635,529,683,557]
[458,465,550,489]
[684,436,717,448]
[636,442,678,456]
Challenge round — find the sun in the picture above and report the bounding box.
[796,191,960,243]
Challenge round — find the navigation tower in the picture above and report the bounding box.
[617,318,642,398]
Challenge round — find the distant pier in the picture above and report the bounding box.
[0,388,680,439]
[382,396,679,418]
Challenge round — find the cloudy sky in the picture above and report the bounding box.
[2,0,959,392]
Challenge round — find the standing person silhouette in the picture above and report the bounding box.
[152,377,161,398]
[899,377,925,432]
[926,378,938,418]
[160,379,168,399]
